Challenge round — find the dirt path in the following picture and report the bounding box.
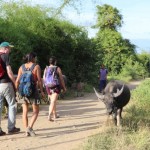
[0,81,142,150]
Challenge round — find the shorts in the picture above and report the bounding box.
[46,86,61,95]
[17,88,41,105]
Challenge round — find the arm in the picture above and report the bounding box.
[57,67,67,92]
[6,65,16,90]
[36,65,45,97]
[98,70,101,80]
[15,67,22,90]
[43,67,47,82]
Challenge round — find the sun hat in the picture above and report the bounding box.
[0,42,14,48]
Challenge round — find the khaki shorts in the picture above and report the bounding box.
[16,88,41,105]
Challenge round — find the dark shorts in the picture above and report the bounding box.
[46,86,61,95]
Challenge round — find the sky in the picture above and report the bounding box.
[29,0,150,52]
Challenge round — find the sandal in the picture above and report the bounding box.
[48,115,54,122]
[53,114,60,119]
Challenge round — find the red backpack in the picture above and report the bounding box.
[0,53,5,78]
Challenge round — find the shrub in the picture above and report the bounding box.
[132,79,150,106]
[119,59,147,80]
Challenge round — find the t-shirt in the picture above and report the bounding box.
[0,53,11,81]
[99,69,108,80]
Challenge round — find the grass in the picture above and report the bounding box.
[79,125,150,150]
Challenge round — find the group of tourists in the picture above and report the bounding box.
[0,41,67,137]
[0,40,108,137]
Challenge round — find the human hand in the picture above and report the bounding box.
[41,91,45,98]
[62,87,67,93]
[41,92,48,103]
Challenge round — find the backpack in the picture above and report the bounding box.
[44,66,59,88]
[0,53,5,78]
[18,64,36,97]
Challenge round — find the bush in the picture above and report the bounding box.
[119,59,147,80]
[132,79,150,106]
[108,75,132,83]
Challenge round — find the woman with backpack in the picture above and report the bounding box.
[43,56,67,121]
[15,52,45,136]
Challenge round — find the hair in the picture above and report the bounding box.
[23,52,37,63]
[49,56,57,65]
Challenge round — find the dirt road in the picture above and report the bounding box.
[0,81,141,150]
[0,93,107,150]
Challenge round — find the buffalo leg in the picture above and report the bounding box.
[116,108,122,126]
[112,112,117,125]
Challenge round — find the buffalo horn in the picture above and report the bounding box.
[93,87,105,101]
[113,84,124,97]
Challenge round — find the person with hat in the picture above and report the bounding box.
[0,41,20,136]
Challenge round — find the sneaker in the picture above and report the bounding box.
[8,127,20,134]
[25,132,30,137]
[0,130,6,136]
[27,127,36,137]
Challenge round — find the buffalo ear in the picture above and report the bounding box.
[93,87,105,102]
[113,84,124,97]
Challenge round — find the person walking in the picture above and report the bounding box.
[0,41,20,136]
[98,64,108,93]
[43,56,67,121]
[15,52,45,136]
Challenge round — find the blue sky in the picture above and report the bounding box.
[30,0,150,52]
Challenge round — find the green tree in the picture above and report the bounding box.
[94,4,137,74]
[0,1,97,84]
[95,4,123,30]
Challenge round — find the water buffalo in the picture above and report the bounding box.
[94,80,131,126]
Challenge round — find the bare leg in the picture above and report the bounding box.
[48,93,58,121]
[22,103,29,128]
[29,104,39,128]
